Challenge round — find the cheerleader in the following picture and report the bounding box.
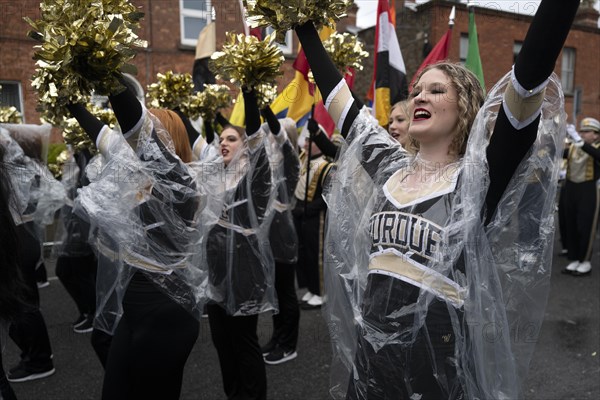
[205,87,275,400]
[68,85,206,400]
[0,124,62,383]
[259,107,301,365]
[0,141,24,400]
[294,0,579,398]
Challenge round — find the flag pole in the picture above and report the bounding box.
[304,102,315,216]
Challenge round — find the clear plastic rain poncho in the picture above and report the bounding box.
[0,124,66,229]
[74,110,224,333]
[50,148,96,258]
[263,121,300,264]
[206,129,278,316]
[323,72,565,400]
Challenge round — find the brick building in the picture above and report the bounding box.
[0,0,598,127]
[353,0,600,123]
[0,0,357,126]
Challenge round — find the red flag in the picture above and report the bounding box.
[249,27,262,39]
[367,0,408,127]
[409,28,452,91]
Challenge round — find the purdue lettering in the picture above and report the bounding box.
[370,212,442,261]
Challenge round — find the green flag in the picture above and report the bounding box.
[465,7,485,91]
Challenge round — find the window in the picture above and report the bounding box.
[459,34,468,64]
[561,47,575,94]
[265,27,294,56]
[0,81,24,113]
[180,0,213,47]
[513,42,522,64]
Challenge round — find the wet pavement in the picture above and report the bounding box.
[2,229,598,400]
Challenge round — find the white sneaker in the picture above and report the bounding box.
[301,291,313,302]
[563,261,579,273]
[574,261,591,275]
[307,295,323,306]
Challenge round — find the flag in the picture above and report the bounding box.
[270,27,336,133]
[409,6,455,91]
[409,28,451,90]
[368,0,408,128]
[465,7,485,90]
[192,21,216,92]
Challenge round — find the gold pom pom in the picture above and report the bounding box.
[182,84,232,121]
[323,32,369,76]
[244,0,352,42]
[26,0,147,116]
[209,32,284,89]
[0,106,23,124]
[255,84,277,108]
[48,148,70,180]
[146,71,195,110]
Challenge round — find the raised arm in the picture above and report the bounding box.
[484,0,580,224]
[107,86,143,135]
[65,104,105,144]
[261,106,281,135]
[243,88,261,136]
[295,22,359,138]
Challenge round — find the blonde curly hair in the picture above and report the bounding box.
[405,62,485,156]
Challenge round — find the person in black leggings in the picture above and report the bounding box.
[293,0,580,398]
[0,127,55,383]
[55,149,98,333]
[68,85,202,400]
[206,87,273,400]
[259,108,302,364]
[0,141,24,400]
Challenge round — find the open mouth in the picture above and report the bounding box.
[413,108,431,121]
[221,149,229,157]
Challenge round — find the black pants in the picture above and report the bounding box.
[91,328,112,369]
[101,273,199,400]
[564,180,600,262]
[56,254,97,316]
[558,183,568,250]
[346,275,463,400]
[295,212,325,296]
[8,225,53,371]
[271,261,300,351]
[0,336,17,400]
[207,304,266,400]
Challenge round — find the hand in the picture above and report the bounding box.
[566,124,583,147]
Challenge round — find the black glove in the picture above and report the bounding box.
[205,120,215,144]
[307,118,320,138]
[215,112,230,128]
[242,87,261,136]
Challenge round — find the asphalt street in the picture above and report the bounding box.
[3,227,598,400]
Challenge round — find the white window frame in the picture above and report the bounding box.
[0,80,25,119]
[561,47,575,95]
[180,0,213,47]
[265,27,294,56]
[459,34,468,64]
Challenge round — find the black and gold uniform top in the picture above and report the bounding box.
[566,142,600,183]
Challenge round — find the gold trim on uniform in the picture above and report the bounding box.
[369,252,465,308]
